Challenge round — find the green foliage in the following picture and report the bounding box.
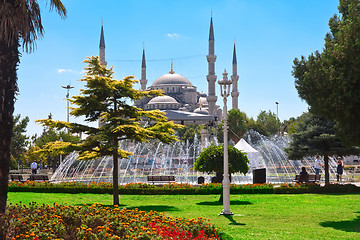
[217,109,251,142]
[8,181,360,195]
[23,127,80,168]
[10,114,30,168]
[227,109,249,142]
[293,0,360,145]
[194,145,249,175]
[285,112,359,160]
[176,124,204,145]
[282,117,299,135]
[285,112,359,184]
[247,117,269,137]
[256,110,279,136]
[35,56,182,205]
[36,56,181,161]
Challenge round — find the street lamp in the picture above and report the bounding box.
[59,137,63,163]
[62,84,74,122]
[218,69,233,216]
[275,102,279,134]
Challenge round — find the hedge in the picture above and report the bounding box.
[8,181,360,194]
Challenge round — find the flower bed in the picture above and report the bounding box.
[0,202,221,240]
[8,181,360,195]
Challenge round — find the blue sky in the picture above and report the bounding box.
[15,0,340,137]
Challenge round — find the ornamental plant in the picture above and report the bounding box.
[0,202,221,239]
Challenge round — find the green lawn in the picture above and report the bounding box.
[7,192,360,239]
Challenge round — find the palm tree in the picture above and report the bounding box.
[0,0,66,213]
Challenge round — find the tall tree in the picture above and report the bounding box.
[256,110,279,136]
[37,56,182,206]
[227,109,249,142]
[10,114,29,169]
[0,0,66,213]
[293,0,360,146]
[285,112,359,184]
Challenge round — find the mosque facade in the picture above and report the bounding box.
[99,16,239,125]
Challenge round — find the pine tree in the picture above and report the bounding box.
[37,56,182,205]
[285,112,359,184]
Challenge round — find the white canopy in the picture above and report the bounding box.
[234,138,258,153]
[234,138,263,170]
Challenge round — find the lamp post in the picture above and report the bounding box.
[62,84,74,122]
[218,69,233,215]
[275,101,279,134]
[59,137,63,163]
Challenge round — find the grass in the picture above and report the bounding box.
[7,192,360,239]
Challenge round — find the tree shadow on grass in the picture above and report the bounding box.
[126,205,179,212]
[196,200,252,206]
[222,215,246,226]
[320,215,360,233]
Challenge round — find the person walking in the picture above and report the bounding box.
[336,156,344,183]
[314,155,323,175]
[30,160,38,174]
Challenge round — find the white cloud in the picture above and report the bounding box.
[167,33,181,39]
[57,69,74,73]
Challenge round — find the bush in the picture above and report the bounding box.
[8,181,360,195]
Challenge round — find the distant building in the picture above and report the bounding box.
[99,16,239,125]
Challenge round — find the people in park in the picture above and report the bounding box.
[314,155,323,175]
[299,167,309,183]
[336,156,344,183]
[30,160,38,174]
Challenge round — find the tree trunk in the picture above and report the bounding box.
[324,154,330,185]
[0,40,19,213]
[112,141,119,206]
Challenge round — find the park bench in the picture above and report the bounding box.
[293,174,321,183]
[28,175,49,182]
[10,175,25,182]
[147,175,175,184]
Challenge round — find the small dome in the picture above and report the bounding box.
[194,108,208,115]
[148,95,179,105]
[151,73,192,87]
[198,97,208,106]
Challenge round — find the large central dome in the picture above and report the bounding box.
[151,73,192,87]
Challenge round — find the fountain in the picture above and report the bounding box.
[50,130,341,184]
[244,130,342,183]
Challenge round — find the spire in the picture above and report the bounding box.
[209,15,214,41]
[99,20,107,67]
[206,12,217,116]
[169,59,175,74]
[232,41,237,64]
[140,44,148,91]
[99,21,105,48]
[141,45,146,68]
[231,40,239,110]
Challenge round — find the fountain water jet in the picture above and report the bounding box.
[50,130,342,184]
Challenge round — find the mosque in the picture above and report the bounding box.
[98,16,239,125]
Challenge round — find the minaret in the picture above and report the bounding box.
[206,14,217,116]
[140,46,148,90]
[231,42,239,109]
[99,21,107,66]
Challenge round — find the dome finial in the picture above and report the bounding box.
[169,59,175,74]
